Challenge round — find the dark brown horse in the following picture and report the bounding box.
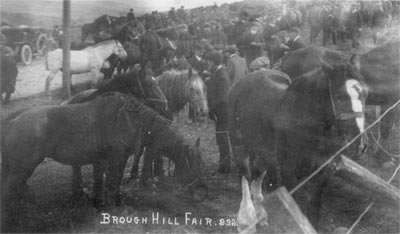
[350,40,400,163]
[282,44,399,164]
[1,93,207,231]
[228,67,368,229]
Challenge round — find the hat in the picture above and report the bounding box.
[250,57,270,70]
[223,44,238,53]
[205,50,223,65]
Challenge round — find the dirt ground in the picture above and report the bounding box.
[1,23,400,234]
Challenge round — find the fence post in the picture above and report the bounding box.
[62,0,71,99]
[261,186,317,234]
[333,155,400,203]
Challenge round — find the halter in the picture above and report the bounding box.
[136,75,168,108]
[328,78,365,122]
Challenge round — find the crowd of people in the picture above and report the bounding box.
[98,0,396,174]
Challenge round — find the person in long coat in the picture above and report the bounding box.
[139,21,162,75]
[223,45,248,86]
[205,50,232,174]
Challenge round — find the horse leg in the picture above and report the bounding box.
[153,154,164,179]
[105,146,129,206]
[130,146,144,181]
[140,147,156,187]
[1,159,42,232]
[71,165,84,204]
[45,70,58,97]
[302,171,329,231]
[93,159,106,208]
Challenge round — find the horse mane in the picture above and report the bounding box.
[118,95,188,158]
[156,69,199,113]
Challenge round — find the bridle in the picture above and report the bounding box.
[136,75,168,108]
[328,78,365,122]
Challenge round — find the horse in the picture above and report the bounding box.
[130,68,209,182]
[1,55,18,104]
[62,64,169,200]
[228,67,368,230]
[282,44,399,165]
[81,14,113,43]
[350,40,400,164]
[1,92,207,232]
[45,40,127,97]
[102,40,142,80]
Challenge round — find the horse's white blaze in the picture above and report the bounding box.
[345,79,364,133]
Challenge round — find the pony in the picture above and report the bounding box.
[1,93,207,231]
[45,40,127,97]
[61,65,169,200]
[130,68,208,182]
[228,68,368,230]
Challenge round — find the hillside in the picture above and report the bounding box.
[1,0,147,28]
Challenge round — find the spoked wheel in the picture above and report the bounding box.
[36,33,47,54]
[21,44,32,65]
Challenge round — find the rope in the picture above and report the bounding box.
[369,129,400,158]
[290,99,400,195]
[344,163,400,234]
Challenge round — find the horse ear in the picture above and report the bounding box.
[350,54,361,72]
[194,137,201,148]
[188,67,193,79]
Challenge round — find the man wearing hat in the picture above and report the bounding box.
[127,8,135,25]
[139,20,163,75]
[286,27,306,51]
[224,44,248,86]
[249,56,270,72]
[205,50,232,174]
[347,3,363,49]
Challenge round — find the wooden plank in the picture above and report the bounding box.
[261,186,317,234]
[333,155,400,203]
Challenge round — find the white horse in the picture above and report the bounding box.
[45,40,127,96]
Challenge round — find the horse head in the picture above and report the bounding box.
[186,68,209,117]
[113,40,128,61]
[137,63,169,116]
[287,61,368,158]
[175,137,208,201]
[321,62,368,157]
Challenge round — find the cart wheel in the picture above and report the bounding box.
[36,33,47,54]
[21,44,33,65]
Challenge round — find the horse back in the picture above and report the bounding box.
[359,40,400,103]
